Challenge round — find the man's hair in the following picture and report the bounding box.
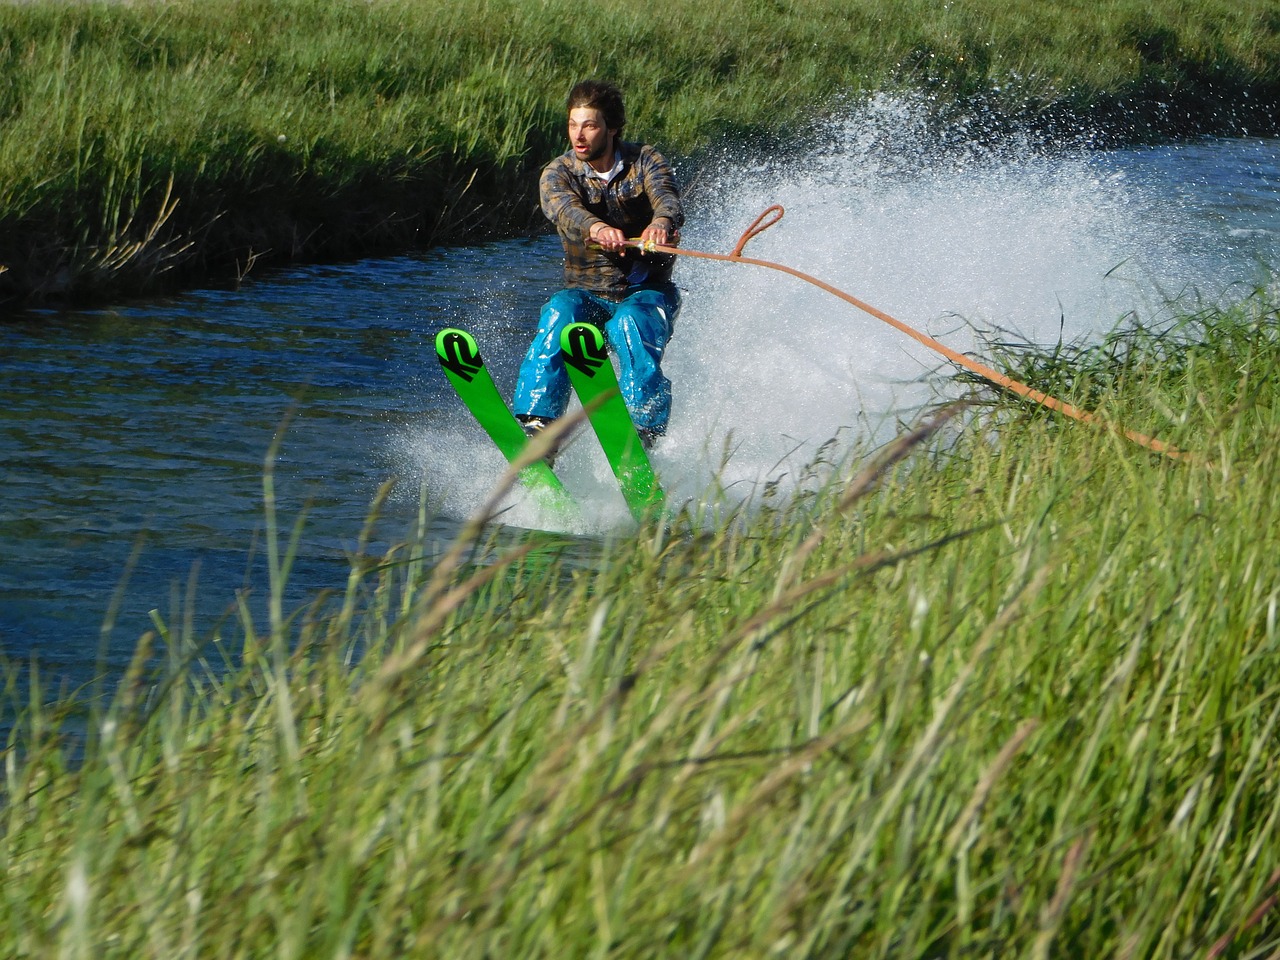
[567,80,625,134]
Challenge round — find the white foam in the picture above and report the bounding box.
[659,97,1278,507]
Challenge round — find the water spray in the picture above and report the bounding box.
[631,205,1194,464]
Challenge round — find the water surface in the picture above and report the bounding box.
[2,117,1278,692]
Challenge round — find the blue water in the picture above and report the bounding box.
[0,244,569,690]
[2,121,1279,694]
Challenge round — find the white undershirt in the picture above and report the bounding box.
[587,154,624,184]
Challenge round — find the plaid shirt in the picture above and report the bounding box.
[540,141,684,298]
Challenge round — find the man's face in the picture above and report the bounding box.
[568,106,614,165]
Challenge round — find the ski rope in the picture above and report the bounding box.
[634,204,1193,463]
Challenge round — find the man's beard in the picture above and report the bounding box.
[578,139,610,163]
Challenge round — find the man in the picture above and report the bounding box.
[513,79,684,447]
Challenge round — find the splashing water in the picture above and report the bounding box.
[643,96,1280,509]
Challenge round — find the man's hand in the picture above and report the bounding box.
[589,220,678,252]
[639,220,677,250]
[589,222,627,252]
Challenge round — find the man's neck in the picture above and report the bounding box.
[586,149,625,187]
[588,140,616,174]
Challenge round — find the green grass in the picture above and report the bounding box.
[0,0,1278,306]
[4,284,1280,956]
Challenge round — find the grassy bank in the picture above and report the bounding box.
[1,0,1278,308]
[4,286,1280,956]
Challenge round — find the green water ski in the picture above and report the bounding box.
[559,322,665,522]
[434,327,572,511]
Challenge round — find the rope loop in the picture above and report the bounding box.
[730,204,785,257]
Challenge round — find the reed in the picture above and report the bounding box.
[3,285,1280,957]
[0,0,1277,306]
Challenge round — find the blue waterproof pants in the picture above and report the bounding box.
[513,285,680,435]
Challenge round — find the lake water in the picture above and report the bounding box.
[2,106,1278,693]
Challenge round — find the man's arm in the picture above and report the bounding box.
[540,158,600,241]
[636,145,683,249]
[638,145,684,232]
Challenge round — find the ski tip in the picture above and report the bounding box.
[435,326,478,359]
[560,322,608,376]
[436,327,487,383]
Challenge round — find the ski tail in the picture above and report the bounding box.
[559,322,664,521]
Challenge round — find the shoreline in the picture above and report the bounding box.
[0,0,1277,312]
[8,96,1277,317]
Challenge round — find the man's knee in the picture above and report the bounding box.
[542,289,595,327]
[609,305,670,352]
